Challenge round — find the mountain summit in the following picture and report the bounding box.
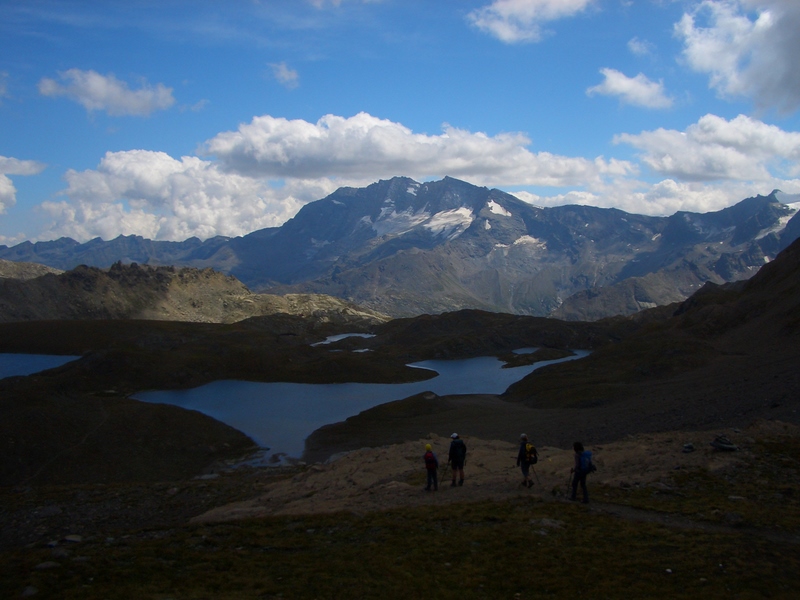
[2,176,798,319]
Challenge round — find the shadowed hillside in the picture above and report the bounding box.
[499,237,800,435]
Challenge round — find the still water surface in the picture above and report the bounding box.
[0,353,80,379]
[135,351,588,459]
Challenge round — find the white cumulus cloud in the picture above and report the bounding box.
[587,68,674,109]
[41,150,320,242]
[467,0,596,43]
[38,69,175,116]
[203,112,633,188]
[0,156,47,213]
[675,0,800,114]
[614,113,800,182]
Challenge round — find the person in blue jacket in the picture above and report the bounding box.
[571,441,591,503]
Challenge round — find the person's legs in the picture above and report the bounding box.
[425,470,433,491]
[452,461,464,485]
[579,473,589,503]
[570,473,579,500]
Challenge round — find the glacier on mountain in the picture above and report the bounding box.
[373,206,431,237]
[423,207,474,240]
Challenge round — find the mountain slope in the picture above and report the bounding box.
[0,262,388,325]
[502,236,800,437]
[1,177,798,319]
[0,258,62,280]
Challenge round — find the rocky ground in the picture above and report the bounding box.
[4,419,796,553]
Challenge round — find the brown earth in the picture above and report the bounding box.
[197,420,795,522]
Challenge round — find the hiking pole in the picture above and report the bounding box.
[531,465,541,485]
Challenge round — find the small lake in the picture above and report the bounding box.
[0,353,80,379]
[134,351,588,460]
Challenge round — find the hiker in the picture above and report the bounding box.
[423,443,439,491]
[516,433,537,488]
[447,433,467,486]
[570,441,592,503]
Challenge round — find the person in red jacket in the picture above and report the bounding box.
[423,443,439,491]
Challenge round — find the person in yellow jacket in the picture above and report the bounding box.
[423,443,439,491]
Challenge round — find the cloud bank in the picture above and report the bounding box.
[203,112,631,187]
[41,150,318,242]
[615,113,800,182]
[37,110,800,242]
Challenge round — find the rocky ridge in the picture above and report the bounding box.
[0,261,389,325]
[0,258,62,280]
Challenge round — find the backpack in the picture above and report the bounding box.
[424,451,437,470]
[451,439,467,461]
[580,450,597,474]
[525,443,538,464]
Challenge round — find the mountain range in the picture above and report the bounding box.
[2,176,799,320]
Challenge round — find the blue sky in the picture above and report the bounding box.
[1,0,799,244]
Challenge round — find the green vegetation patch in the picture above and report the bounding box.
[1,499,797,599]
[594,433,800,532]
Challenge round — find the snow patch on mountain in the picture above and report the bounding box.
[423,208,474,240]
[407,183,420,196]
[484,220,491,230]
[756,209,798,240]
[373,207,431,237]
[487,200,511,217]
[513,235,547,249]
